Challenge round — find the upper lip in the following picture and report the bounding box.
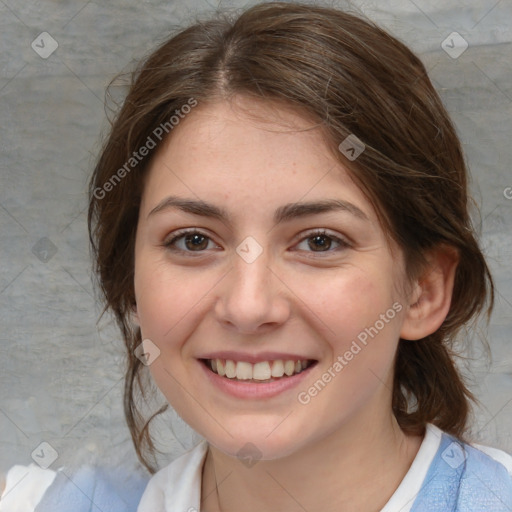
[198,351,316,364]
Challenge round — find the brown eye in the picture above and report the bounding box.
[164,230,217,253]
[308,234,333,251]
[183,233,209,251]
[295,229,350,254]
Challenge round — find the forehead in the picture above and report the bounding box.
[140,96,376,225]
[162,97,336,170]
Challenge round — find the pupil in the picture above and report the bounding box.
[185,234,207,251]
[309,235,330,251]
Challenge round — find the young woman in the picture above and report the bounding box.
[2,2,511,511]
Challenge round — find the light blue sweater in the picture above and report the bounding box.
[411,432,512,511]
[33,465,148,512]
[33,431,512,511]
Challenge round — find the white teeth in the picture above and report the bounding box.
[208,358,312,380]
[284,360,295,376]
[225,359,237,378]
[236,361,253,380]
[271,360,285,378]
[253,361,271,380]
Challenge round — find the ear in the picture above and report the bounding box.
[400,245,459,341]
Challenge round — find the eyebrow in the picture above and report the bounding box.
[147,195,370,224]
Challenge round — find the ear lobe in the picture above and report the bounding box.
[400,245,459,341]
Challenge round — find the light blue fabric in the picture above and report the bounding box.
[411,432,512,512]
[34,465,149,512]
[32,431,512,511]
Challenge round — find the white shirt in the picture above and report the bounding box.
[2,424,511,512]
[0,464,57,512]
[137,424,512,512]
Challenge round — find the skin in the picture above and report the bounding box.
[132,95,458,511]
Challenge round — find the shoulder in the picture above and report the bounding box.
[0,463,149,512]
[0,464,57,512]
[137,441,208,512]
[470,440,512,476]
[458,436,512,507]
[412,425,512,512]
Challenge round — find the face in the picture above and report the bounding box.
[133,96,412,460]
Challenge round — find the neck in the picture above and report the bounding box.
[201,411,423,512]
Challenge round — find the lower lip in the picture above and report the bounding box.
[198,360,316,399]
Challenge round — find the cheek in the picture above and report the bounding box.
[133,254,216,348]
[295,266,395,340]
[133,258,207,408]
[294,265,403,388]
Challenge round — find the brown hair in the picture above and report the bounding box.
[88,1,494,473]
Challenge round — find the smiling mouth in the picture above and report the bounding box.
[200,358,317,383]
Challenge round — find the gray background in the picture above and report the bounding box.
[0,0,511,477]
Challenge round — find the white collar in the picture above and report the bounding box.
[380,423,443,512]
[137,440,208,511]
[137,426,443,512]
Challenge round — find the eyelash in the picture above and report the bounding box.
[162,228,350,256]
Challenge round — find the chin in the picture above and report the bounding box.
[202,421,310,462]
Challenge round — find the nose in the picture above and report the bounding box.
[213,248,291,334]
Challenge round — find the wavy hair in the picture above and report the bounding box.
[88,2,494,473]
